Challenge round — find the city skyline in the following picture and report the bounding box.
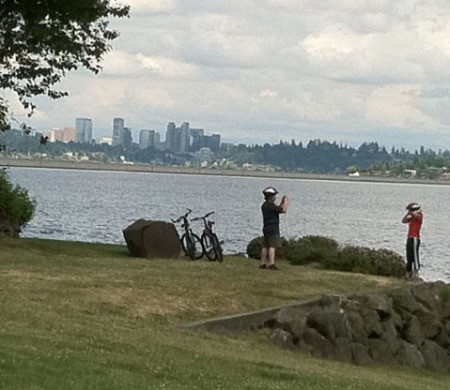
[42,117,222,153]
[6,1,450,151]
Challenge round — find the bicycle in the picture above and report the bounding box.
[191,211,223,262]
[171,209,204,260]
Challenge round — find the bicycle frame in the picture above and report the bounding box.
[172,209,204,260]
[192,211,216,238]
[192,211,223,262]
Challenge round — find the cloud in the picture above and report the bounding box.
[365,84,439,129]
[14,0,450,151]
[123,0,177,14]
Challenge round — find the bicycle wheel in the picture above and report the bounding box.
[181,233,204,260]
[212,234,223,262]
[202,233,216,261]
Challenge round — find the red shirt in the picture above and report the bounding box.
[408,213,423,238]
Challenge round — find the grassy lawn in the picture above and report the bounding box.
[0,237,448,389]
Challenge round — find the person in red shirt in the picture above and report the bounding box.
[402,202,423,279]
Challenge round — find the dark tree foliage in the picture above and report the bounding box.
[0,0,130,131]
[249,139,393,173]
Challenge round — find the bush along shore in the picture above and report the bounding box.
[247,235,406,278]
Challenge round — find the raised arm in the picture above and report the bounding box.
[279,195,289,213]
[402,211,416,224]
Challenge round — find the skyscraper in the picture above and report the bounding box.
[112,118,125,146]
[139,129,156,149]
[75,118,93,143]
[165,122,176,151]
[122,127,132,149]
[179,122,190,153]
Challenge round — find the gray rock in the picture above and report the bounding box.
[368,339,397,366]
[271,328,298,351]
[416,310,443,339]
[274,306,309,340]
[420,339,450,372]
[389,287,421,314]
[433,328,450,348]
[350,343,374,365]
[302,328,336,360]
[390,310,404,331]
[307,309,350,341]
[380,319,401,354]
[348,292,393,319]
[444,320,450,336]
[359,308,383,338]
[402,315,424,347]
[344,312,367,344]
[395,340,425,368]
[334,337,352,363]
[410,282,446,314]
[440,290,450,320]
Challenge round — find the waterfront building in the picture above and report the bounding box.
[179,122,190,153]
[62,127,77,142]
[190,128,204,152]
[209,134,221,152]
[75,118,93,143]
[49,128,63,142]
[112,117,125,146]
[165,122,176,151]
[96,137,113,145]
[122,127,133,149]
[164,121,221,153]
[139,129,156,149]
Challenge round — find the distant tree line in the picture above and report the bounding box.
[2,129,450,176]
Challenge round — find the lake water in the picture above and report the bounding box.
[6,167,450,283]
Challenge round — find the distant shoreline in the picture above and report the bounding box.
[1,157,449,185]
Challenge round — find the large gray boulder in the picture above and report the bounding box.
[123,219,181,259]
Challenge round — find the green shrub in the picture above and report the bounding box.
[0,168,36,237]
[246,236,288,260]
[246,235,404,277]
[284,236,339,266]
[334,246,376,274]
[246,237,263,259]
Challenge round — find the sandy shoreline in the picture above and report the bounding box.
[1,157,449,185]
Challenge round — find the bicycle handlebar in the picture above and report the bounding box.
[192,211,215,222]
[171,208,193,224]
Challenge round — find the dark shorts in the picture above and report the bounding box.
[263,234,281,248]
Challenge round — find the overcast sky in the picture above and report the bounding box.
[8,0,450,150]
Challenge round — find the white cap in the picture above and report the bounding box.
[262,187,278,195]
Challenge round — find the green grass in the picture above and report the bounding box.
[0,238,448,389]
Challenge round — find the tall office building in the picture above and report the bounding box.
[112,117,125,146]
[75,118,93,143]
[209,134,221,152]
[165,122,176,151]
[190,128,205,152]
[179,122,190,153]
[122,127,133,149]
[139,129,156,149]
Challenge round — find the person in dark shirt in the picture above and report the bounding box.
[260,186,289,270]
[402,202,423,279]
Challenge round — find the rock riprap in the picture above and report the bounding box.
[269,282,450,371]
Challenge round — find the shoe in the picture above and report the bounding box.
[259,264,267,269]
[268,264,280,270]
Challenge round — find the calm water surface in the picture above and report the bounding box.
[7,167,450,283]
